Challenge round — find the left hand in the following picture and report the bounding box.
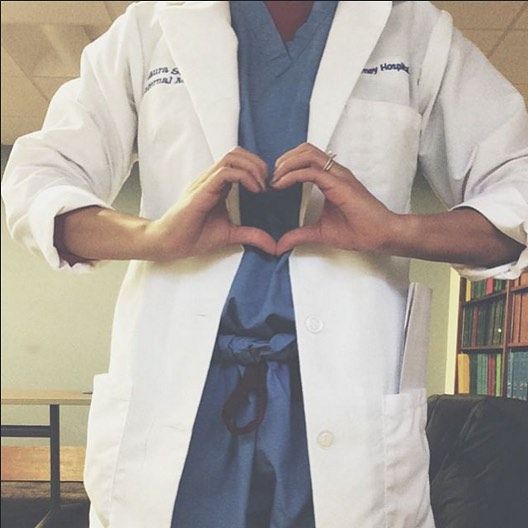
[271,142,398,255]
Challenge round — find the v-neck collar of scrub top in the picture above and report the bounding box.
[230,1,339,77]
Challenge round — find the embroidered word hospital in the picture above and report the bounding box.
[362,61,410,75]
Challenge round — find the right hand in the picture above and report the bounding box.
[144,147,277,261]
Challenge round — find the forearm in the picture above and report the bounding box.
[385,207,525,267]
[53,206,154,265]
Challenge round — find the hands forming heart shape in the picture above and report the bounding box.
[146,142,398,261]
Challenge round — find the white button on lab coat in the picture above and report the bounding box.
[306,315,324,333]
[2,1,527,527]
[317,430,335,448]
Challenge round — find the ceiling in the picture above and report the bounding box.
[1,1,527,144]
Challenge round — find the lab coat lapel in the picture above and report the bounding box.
[300,0,392,226]
[158,1,392,228]
[158,1,241,224]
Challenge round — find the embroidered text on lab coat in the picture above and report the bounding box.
[362,61,410,75]
[144,66,184,93]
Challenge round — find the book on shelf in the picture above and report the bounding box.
[511,292,528,344]
[457,353,470,393]
[461,300,504,348]
[464,278,506,300]
[507,350,528,400]
[512,274,528,287]
[496,354,502,397]
[458,352,504,397]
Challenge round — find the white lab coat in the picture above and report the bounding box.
[2,1,527,527]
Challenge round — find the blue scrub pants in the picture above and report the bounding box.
[170,345,316,528]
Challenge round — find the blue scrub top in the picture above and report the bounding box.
[214,0,338,366]
[171,3,338,527]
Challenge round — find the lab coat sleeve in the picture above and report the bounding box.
[417,24,528,281]
[0,4,142,274]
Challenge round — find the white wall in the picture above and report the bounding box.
[1,144,454,447]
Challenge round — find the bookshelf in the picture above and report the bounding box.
[455,270,528,400]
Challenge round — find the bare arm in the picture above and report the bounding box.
[385,207,525,268]
[52,147,274,266]
[53,206,152,266]
[271,143,527,275]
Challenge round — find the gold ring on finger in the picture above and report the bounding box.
[323,149,337,172]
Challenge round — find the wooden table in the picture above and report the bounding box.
[1,389,92,528]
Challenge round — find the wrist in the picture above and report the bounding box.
[379,213,419,257]
[139,219,167,262]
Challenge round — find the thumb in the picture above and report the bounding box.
[276,225,322,255]
[229,226,277,255]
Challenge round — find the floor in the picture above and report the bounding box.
[1,482,89,528]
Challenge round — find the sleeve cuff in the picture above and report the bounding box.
[448,187,528,280]
[27,185,114,273]
[451,248,528,281]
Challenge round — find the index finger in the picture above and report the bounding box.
[274,142,325,169]
[228,146,268,180]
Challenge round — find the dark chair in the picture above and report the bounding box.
[426,394,528,528]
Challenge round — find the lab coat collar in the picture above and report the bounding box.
[157,1,239,161]
[157,1,392,225]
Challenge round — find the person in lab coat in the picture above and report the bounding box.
[1,1,527,527]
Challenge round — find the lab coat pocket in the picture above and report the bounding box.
[334,98,422,212]
[382,387,434,528]
[381,282,435,528]
[83,373,133,528]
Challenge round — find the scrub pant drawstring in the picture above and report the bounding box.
[221,361,268,435]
